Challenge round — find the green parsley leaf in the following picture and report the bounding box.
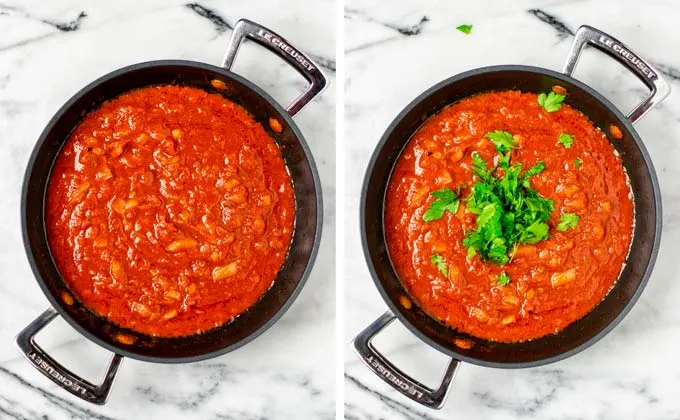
[431,254,448,277]
[484,130,517,154]
[471,152,491,181]
[497,271,511,286]
[523,161,546,178]
[557,133,574,148]
[574,158,582,168]
[498,151,512,169]
[456,24,473,34]
[557,213,580,231]
[462,231,482,255]
[423,188,460,222]
[521,221,550,244]
[537,91,566,112]
[488,237,509,265]
[431,188,456,200]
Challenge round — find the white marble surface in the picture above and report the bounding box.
[0,0,335,418]
[344,0,680,418]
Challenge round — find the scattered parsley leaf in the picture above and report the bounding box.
[484,130,517,154]
[557,213,580,231]
[423,188,460,222]
[537,91,566,112]
[557,133,574,148]
[456,24,473,34]
[497,272,511,286]
[431,254,449,277]
[574,158,582,168]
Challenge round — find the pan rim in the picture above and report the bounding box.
[360,64,662,369]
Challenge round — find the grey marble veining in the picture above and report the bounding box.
[344,0,680,419]
[0,0,335,419]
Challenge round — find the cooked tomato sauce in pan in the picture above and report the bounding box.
[385,91,634,342]
[46,85,295,337]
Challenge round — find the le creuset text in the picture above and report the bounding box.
[364,355,424,400]
[598,35,655,80]
[27,351,88,396]
[257,29,315,72]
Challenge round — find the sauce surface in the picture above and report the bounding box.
[385,91,633,342]
[46,85,295,337]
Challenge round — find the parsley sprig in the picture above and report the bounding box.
[537,91,566,112]
[423,188,460,222]
[497,272,511,286]
[484,130,518,168]
[431,254,448,277]
[557,133,574,148]
[461,133,554,266]
[456,24,473,34]
[557,213,580,231]
[484,130,517,154]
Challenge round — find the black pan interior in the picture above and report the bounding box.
[22,61,321,362]
[362,66,660,367]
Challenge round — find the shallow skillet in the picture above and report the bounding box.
[355,26,669,409]
[17,19,327,404]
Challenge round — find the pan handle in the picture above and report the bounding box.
[353,312,460,409]
[221,19,328,116]
[15,308,123,405]
[562,25,670,124]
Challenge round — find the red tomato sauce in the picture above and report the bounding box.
[46,85,295,337]
[385,91,634,342]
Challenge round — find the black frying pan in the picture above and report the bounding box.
[354,25,669,409]
[17,19,327,404]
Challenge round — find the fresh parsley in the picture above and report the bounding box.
[537,91,566,112]
[471,152,492,181]
[456,24,473,34]
[497,271,511,286]
[557,133,574,148]
[484,131,517,169]
[574,158,582,168]
[462,145,554,266]
[523,161,546,178]
[557,213,580,231]
[431,254,449,277]
[484,130,517,154]
[423,188,460,222]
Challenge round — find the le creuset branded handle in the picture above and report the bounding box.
[222,19,328,116]
[15,308,123,405]
[563,25,670,124]
[353,312,460,409]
